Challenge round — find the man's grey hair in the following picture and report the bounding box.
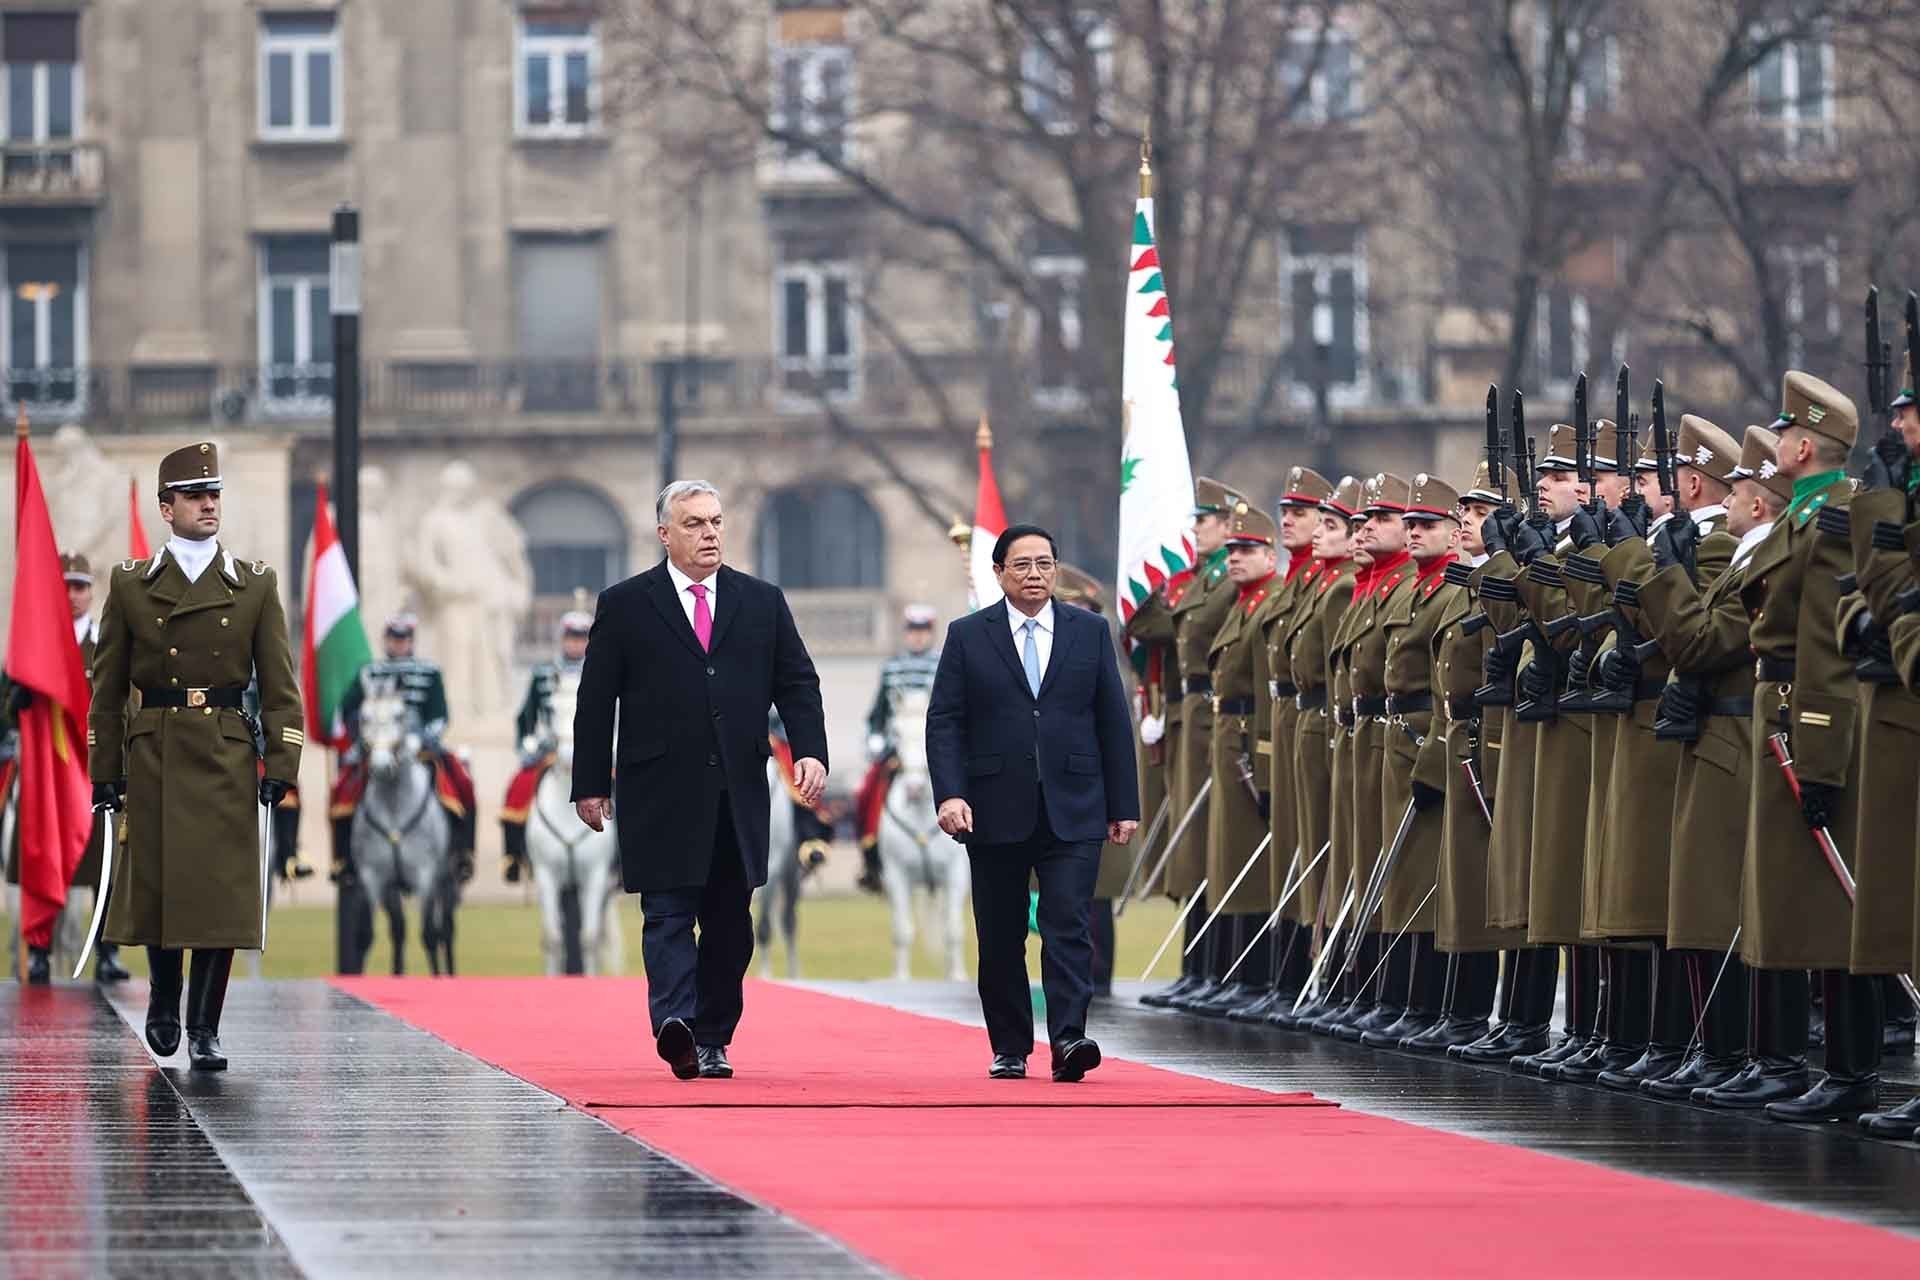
[657,479,721,526]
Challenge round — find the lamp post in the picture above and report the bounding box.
[329,203,365,976]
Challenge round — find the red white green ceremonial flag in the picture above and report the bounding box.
[1115,163,1195,640]
[127,474,151,560]
[302,481,372,749]
[969,417,1007,610]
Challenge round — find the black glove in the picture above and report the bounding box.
[1481,506,1518,556]
[1410,780,1444,812]
[1874,428,1912,495]
[1567,505,1606,551]
[1655,680,1701,725]
[1257,791,1271,822]
[1509,517,1551,566]
[1607,501,1649,546]
[259,777,293,808]
[1518,659,1553,704]
[1564,646,1592,691]
[1482,643,1518,687]
[1650,516,1699,573]
[1596,647,1640,694]
[91,779,126,811]
[1799,780,1843,831]
[1844,610,1894,666]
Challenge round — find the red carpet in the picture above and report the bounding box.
[339,977,1920,1278]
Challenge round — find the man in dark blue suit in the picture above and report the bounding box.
[928,524,1140,1080]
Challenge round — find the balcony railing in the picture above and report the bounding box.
[0,142,105,206]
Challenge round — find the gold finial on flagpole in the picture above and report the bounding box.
[948,516,972,550]
[1139,127,1153,198]
[975,412,993,451]
[15,402,28,439]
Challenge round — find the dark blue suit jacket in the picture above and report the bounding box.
[926,598,1140,846]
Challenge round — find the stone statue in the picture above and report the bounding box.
[43,425,119,568]
[408,461,530,724]
[354,465,408,636]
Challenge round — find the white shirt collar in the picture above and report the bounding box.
[1731,521,1774,570]
[1469,552,1489,567]
[73,613,96,645]
[665,558,717,598]
[165,535,220,583]
[1690,503,1727,528]
[1009,600,1055,635]
[1647,511,1675,536]
[1555,515,1574,535]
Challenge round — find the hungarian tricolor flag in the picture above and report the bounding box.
[969,415,1007,610]
[6,417,94,949]
[1115,158,1197,664]
[301,481,372,749]
[128,475,150,560]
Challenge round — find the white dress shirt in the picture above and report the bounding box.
[1690,503,1728,529]
[165,535,220,584]
[665,558,718,631]
[74,613,97,646]
[1730,520,1775,571]
[1008,600,1055,681]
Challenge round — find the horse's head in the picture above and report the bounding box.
[547,669,581,769]
[889,687,932,772]
[360,691,420,780]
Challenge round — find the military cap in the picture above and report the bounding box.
[384,612,419,639]
[1892,386,1915,411]
[1404,473,1461,521]
[1054,562,1105,609]
[559,610,594,636]
[60,552,92,585]
[1772,370,1858,448]
[1278,465,1334,507]
[1730,425,1791,504]
[1462,460,1511,505]
[158,441,221,494]
[902,603,937,628]
[1540,423,1580,471]
[1320,474,1364,519]
[1224,499,1278,547]
[1671,414,1742,483]
[1193,476,1241,516]
[1361,472,1411,515]
[1588,419,1622,471]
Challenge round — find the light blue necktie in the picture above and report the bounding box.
[1021,618,1042,698]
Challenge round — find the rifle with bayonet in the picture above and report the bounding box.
[1643,378,1713,741]
[1474,392,1546,706]
[1462,384,1506,639]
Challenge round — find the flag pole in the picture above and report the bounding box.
[12,404,23,982]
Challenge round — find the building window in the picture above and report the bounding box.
[1752,36,1832,153]
[1021,14,1113,135]
[1280,25,1359,123]
[513,235,603,412]
[512,481,628,597]
[1029,250,1085,408]
[755,484,884,589]
[775,262,859,401]
[517,10,597,136]
[3,12,80,143]
[257,236,333,412]
[3,242,85,412]
[1772,240,1839,368]
[1284,226,1367,402]
[1533,284,1590,393]
[258,13,340,140]
[771,43,852,167]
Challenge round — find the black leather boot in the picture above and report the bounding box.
[1310,935,1377,1035]
[1229,920,1290,1021]
[1517,946,1596,1074]
[1646,951,1748,1100]
[1698,968,1811,1110]
[1456,947,1556,1063]
[1554,947,1644,1083]
[1346,935,1410,1042]
[1184,919,1252,1015]
[1858,1093,1920,1140]
[186,948,234,1072]
[1369,934,1444,1047]
[1410,950,1498,1053]
[1167,904,1228,1011]
[93,943,131,984]
[1767,970,1882,1123]
[25,945,51,985]
[1881,976,1915,1055]
[1601,946,1685,1091]
[145,947,184,1057]
[1140,905,1206,1008]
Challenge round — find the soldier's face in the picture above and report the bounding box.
[1897,404,1920,453]
[67,581,92,619]
[1278,504,1314,551]
[385,635,415,660]
[561,634,589,662]
[1727,480,1766,538]
[1365,511,1406,554]
[1404,517,1456,562]
[1226,543,1275,583]
[1192,512,1229,555]
[160,488,221,540]
[904,623,934,654]
[1633,470,1675,517]
[1537,469,1584,519]
[1460,502,1493,555]
[1313,512,1352,560]
[659,492,725,575]
[1595,472,1631,507]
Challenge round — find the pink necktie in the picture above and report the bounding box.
[689,582,713,651]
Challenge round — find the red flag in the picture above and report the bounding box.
[7,418,94,948]
[128,475,150,560]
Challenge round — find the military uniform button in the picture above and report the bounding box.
[156,618,164,627]
[168,647,178,656]
[203,707,212,716]
[220,618,230,628]
[170,677,179,685]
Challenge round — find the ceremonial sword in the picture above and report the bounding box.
[1112,795,1173,918]
[1292,878,1359,1013]
[71,806,115,980]
[1684,925,1741,1058]
[1222,841,1331,983]
[1461,757,1493,827]
[1138,880,1209,982]
[1766,732,1920,1007]
[1184,833,1273,956]
[1320,799,1420,995]
[1133,777,1212,902]
[259,796,275,950]
[1353,880,1441,996]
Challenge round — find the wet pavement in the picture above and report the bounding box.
[4,981,880,1279]
[818,979,1920,1237]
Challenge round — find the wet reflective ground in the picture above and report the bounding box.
[3,982,881,1279]
[822,980,1920,1237]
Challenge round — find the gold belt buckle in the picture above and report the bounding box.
[186,688,208,708]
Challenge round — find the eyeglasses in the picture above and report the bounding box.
[1004,558,1057,575]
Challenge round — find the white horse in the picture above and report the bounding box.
[350,690,458,975]
[756,755,802,978]
[877,688,970,981]
[524,670,624,976]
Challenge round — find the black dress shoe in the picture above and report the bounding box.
[696,1046,733,1079]
[1550,1042,1640,1084]
[1403,1015,1489,1055]
[656,1017,699,1081]
[1227,989,1290,1022]
[1884,1021,1916,1056]
[187,1031,228,1072]
[1765,1073,1881,1123]
[1139,975,1202,1008]
[1362,1009,1438,1050]
[1051,1038,1102,1082]
[1451,1022,1551,1064]
[1337,1002,1401,1043]
[93,945,131,985]
[989,1053,1027,1080]
[1696,1058,1811,1110]
[25,946,50,985]
[1168,979,1226,1012]
[1641,1051,1745,1101]
[1188,982,1258,1018]
[1857,1094,1920,1139]
[1598,1045,1685,1092]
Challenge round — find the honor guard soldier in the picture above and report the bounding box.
[331,613,478,883]
[1737,372,1880,1121]
[500,604,595,881]
[853,605,943,894]
[1145,477,1245,1010]
[1269,476,1362,1030]
[88,442,302,1070]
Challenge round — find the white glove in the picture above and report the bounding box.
[865,733,888,761]
[1141,714,1165,746]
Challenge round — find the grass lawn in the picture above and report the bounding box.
[98,893,1185,984]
